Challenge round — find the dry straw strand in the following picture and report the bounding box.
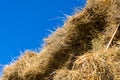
[106,24,119,50]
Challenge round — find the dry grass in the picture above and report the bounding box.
[53,47,120,80]
[1,0,120,80]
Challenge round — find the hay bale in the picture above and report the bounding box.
[53,48,120,80]
[2,51,38,80]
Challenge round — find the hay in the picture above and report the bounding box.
[53,47,120,80]
[2,51,38,80]
[1,0,120,80]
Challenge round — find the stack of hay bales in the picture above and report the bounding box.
[1,0,120,80]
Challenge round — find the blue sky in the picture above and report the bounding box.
[0,0,86,74]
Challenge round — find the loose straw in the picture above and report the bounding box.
[106,24,119,50]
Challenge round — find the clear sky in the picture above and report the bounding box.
[0,0,86,75]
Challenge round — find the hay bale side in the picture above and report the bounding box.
[53,48,120,80]
[2,51,38,80]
